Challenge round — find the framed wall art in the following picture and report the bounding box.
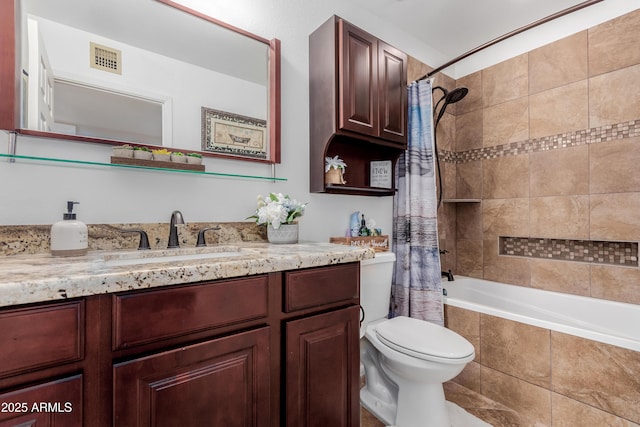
[370,160,393,188]
[201,107,269,161]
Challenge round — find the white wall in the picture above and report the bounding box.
[1,0,634,244]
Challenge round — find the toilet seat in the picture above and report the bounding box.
[375,316,475,363]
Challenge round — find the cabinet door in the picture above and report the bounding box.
[285,306,360,427]
[0,375,82,427]
[378,41,407,144]
[339,20,378,137]
[114,327,270,427]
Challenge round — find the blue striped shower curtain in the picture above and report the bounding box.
[390,78,444,326]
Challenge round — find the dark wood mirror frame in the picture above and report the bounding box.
[0,0,281,164]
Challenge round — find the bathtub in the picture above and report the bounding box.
[442,276,640,352]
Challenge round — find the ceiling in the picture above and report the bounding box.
[344,0,598,68]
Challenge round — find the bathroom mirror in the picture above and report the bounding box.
[0,0,281,163]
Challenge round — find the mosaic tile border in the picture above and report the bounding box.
[499,236,639,267]
[440,120,640,163]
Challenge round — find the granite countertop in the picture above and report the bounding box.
[0,242,375,308]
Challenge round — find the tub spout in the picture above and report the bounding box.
[442,269,454,281]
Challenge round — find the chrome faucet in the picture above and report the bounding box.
[167,210,185,248]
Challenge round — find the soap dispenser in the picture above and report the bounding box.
[50,201,88,257]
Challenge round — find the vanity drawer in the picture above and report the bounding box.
[284,263,359,312]
[0,301,84,378]
[113,275,269,350]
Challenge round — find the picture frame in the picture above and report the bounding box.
[370,160,393,188]
[201,107,269,161]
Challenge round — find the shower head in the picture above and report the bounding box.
[446,87,468,104]
[433,85,469,128]
[431,85,469,210]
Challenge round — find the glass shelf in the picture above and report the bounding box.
[0,154,287,182]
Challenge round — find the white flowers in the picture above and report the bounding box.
[325,155,347,172]
[251,193,307,229]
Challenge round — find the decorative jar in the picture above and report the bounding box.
[267,223,299,244]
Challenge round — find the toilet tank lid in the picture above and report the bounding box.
[361,251,396,265]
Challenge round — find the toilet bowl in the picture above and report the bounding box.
[360,252,475,427]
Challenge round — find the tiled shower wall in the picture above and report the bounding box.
[437,8,640,306]
[445,305,640,426]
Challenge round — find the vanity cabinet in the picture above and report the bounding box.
[0,262,361,427]
[310,15,407,196]
[283,264,360,427]
[114,327,271,426]
[285,307,360,427]
[0,300,96,426]
[0,375,83,426]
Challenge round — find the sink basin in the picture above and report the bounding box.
[102,246,250,267]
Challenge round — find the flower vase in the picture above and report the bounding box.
[267,223,298,244]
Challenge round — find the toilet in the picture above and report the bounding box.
[360,252,475,427]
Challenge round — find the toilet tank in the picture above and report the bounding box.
[360,251,396,330]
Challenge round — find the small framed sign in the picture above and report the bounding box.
[370,160,393,188]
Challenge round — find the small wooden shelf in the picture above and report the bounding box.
[111,156,205,172]
[325,184,396,197]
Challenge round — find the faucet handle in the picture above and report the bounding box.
[121,229,151,250]
[196,226,221,247]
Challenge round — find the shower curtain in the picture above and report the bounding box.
[390,78,444,326]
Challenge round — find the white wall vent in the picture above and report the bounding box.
[90,42,122,75]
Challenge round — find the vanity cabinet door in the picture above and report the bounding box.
[114,327,270,427]
[0,374,82,427]
[285,306,360,427]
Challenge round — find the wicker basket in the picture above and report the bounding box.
[325,168,346,184]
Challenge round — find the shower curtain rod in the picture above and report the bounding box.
[416,0,604,81]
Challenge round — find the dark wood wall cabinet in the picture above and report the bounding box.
[0,263,361,427]
[310,15,408,196]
